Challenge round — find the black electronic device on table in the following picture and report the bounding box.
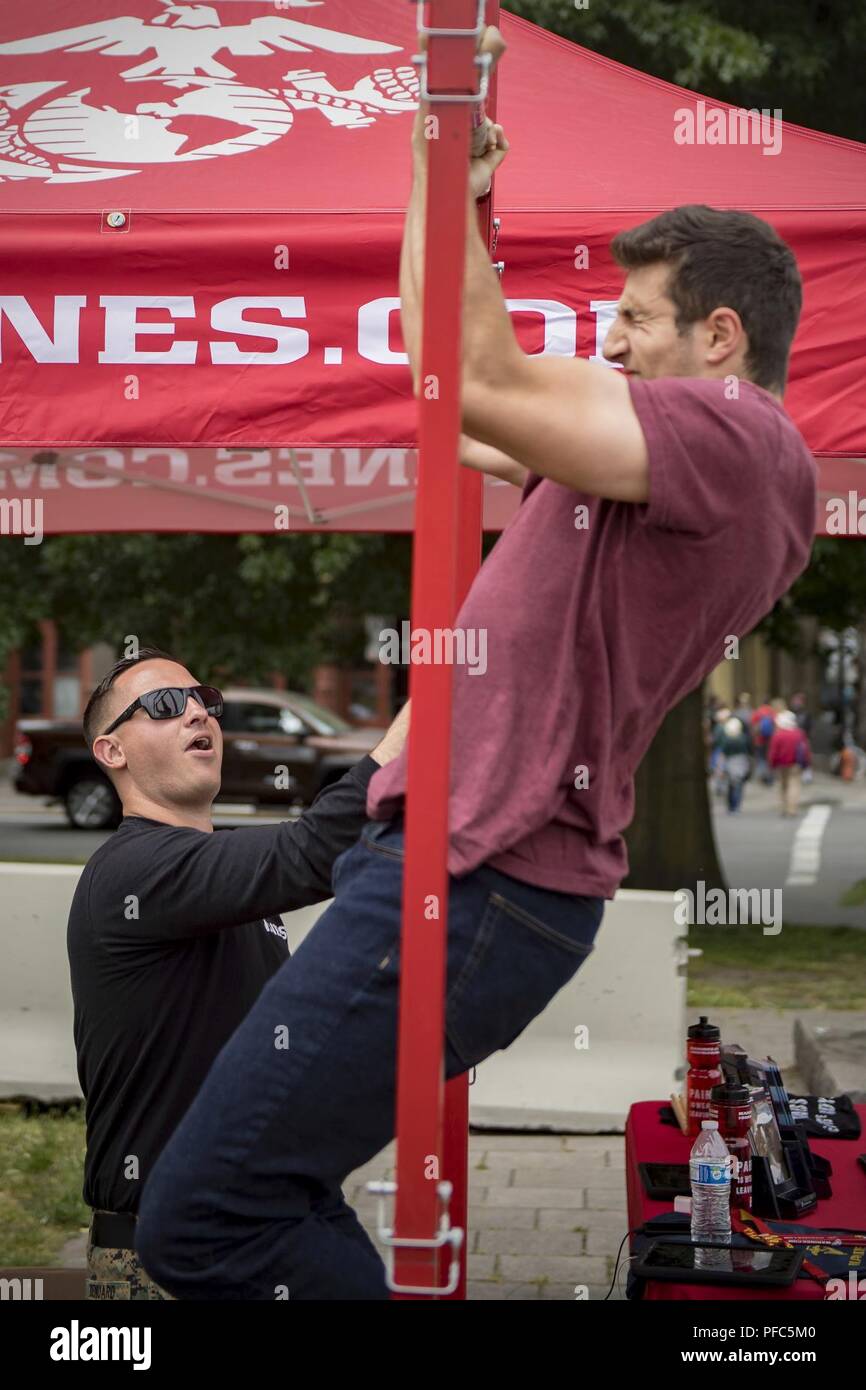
[639,1162,691,1200]
[633,1239,804,1288]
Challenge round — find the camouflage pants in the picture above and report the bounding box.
[86,1223,175,1301]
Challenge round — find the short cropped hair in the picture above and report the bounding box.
[82,647,178,750]
[610,204,802,393]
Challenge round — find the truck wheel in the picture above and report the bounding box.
[64,777,121,830]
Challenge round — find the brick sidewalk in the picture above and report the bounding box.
[57,1132,632,1299]
[347,1132,630,1301]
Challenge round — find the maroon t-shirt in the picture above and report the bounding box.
[367,377,817,897]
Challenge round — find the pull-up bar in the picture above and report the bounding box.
[374,0,501,1300]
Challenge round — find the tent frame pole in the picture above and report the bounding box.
[381,0,499,1300]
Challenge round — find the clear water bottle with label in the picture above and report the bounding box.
[690,1119,732,1254]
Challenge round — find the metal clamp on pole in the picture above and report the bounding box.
[413,0,491,105]
[366,1179,465,1297]
[413,52,491,105]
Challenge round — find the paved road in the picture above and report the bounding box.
[710,773,866,929]
[0,801,288,863]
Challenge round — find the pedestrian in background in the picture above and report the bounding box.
[751,696,777,784]
[789,690,812,737]
[732,693,754,766]
[717,715,752,813]
[710,705,731,796]
[768,709,812,816]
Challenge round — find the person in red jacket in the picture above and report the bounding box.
[750,697,777,784]
[768,710,812,816]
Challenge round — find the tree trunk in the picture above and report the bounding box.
[623,683,726,892]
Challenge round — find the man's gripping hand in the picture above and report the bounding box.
[411,24,509,198]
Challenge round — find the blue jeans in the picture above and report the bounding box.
[136,819,604,1300]
[726,777,745,812]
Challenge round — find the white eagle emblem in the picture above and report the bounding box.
[0,1,420,184]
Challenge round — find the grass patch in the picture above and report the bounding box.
[688,924,866,1010]
[0,1105,88,1264]
[839,879,866,908]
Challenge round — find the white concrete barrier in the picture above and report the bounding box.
[0,864,327,1102]
[468,890,686,1132]
[0,868,684,1130]
[0,864,83,1101]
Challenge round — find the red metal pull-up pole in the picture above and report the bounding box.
[385,0,500,1300]
[439,4,500,1302]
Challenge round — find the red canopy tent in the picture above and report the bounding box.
[2,0,864,1304]
[1,0,864,536]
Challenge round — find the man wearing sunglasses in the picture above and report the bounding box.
[68,647,408,1299]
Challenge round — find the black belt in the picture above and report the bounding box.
[92,1209,138,1251]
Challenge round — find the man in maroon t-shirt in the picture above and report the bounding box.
[138,30,816,1300]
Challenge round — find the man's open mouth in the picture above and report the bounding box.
[185,735,214,753]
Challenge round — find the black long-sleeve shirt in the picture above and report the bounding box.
[67,756,377,1215]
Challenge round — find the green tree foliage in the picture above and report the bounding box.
[760,538,866,653]
[0,533,411,713]
[506,0,866,140]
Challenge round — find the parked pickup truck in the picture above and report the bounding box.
[14,687,384,829]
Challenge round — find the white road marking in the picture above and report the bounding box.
[785,804,833,886]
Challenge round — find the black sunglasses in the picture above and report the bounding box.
[101,685,224,736]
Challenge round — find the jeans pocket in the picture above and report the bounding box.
[360,819,405,860]
[445,891,600,1071]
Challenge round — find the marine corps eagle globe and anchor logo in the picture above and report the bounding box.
[0,0,421,185]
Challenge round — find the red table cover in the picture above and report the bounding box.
[626,1099,866,1300]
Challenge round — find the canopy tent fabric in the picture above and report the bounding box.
[0,0,864,535]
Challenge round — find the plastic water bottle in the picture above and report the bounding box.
[690,1119,732,1246]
